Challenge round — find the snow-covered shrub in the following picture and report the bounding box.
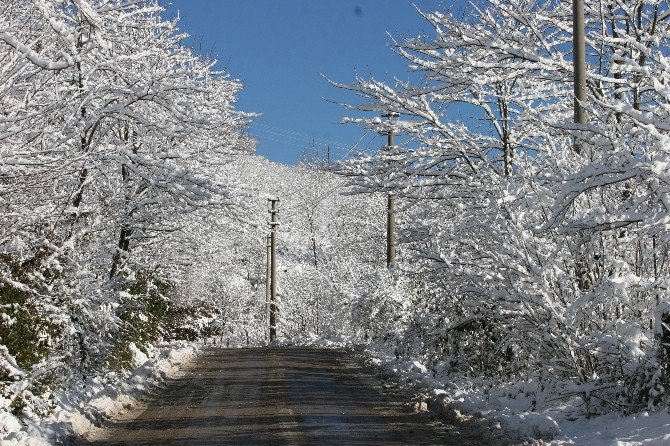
[330,0,670,417]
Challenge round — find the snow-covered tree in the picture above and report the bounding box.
[331,0,670,415]
[1,0,250,419]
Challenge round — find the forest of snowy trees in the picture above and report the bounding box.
[0,0,388,427]
[0,0,253,419]
[3,0,670,438]
[331,0,670,417]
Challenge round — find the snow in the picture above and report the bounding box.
[0,31,71,70]
[380,353,669,445]
[283,334,670,445]
[0,342,198,445]
[552,411,670,446]
[3,1,670,445]
[4,333,669,445]
[128,342,149,369]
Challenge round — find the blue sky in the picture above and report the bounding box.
[161,1,468,164]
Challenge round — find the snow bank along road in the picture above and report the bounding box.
[77,347,484,445]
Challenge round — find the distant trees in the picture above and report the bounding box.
[332,0,670,415]
[186,156,386,343]
[1,0,250,417]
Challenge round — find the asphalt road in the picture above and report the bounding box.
[79,347,484,445]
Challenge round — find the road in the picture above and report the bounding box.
[79,347,485,445]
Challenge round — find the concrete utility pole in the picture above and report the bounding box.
[268,199,279,342]
[573,0,587,153]
[384,113,397,268]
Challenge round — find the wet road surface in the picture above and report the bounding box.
[79,347,483,445]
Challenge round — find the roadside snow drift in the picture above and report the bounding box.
[1,343,197,445]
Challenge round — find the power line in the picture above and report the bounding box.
[254,134,322,154]
[250,122,351,149]
[251,127,350,154]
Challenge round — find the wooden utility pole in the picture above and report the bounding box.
[384,113,397,268]
[268,199,279,342]
[265,235,271,314]
[573,0,587,153]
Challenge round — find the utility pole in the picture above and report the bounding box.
[268,199,279,342]
[573,0,587,153]
[265,235,271,314]
[384,112,398,268]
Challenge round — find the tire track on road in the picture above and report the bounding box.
[78,347,486,445]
